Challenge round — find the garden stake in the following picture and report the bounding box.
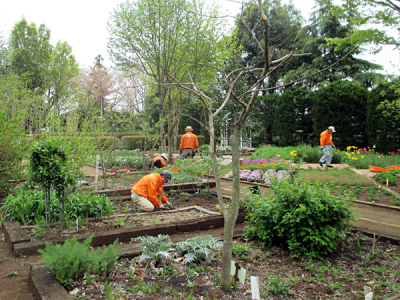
[233,261,240,289]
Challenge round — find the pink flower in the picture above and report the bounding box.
[111,169,115,172]
[368,147,370,149]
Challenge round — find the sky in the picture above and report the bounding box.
[1,0,399,74]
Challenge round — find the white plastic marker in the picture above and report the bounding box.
[364,286,373,300]
[251,276,260,300]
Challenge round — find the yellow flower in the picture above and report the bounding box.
[294,154,297,156]
[277,155,280,158]
[361,156,364,158]
[378,156,381,158]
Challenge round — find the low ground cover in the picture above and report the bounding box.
[60,231,400,299]
[298,168,375,186]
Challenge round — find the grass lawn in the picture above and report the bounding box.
[296,167,376,186]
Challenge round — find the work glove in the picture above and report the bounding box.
[332,144,335,148]
[165,201,172,208]
[180,150,182,155]
[158,203,165,209]
[320,146,323,150]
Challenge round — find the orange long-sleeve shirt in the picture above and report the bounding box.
[320,130,334,146]
[180,132,199,151]
[153,156,166,168]
[131,173,168,207]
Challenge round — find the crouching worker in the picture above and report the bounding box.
[131,170,173,212]
[149,153,167,169]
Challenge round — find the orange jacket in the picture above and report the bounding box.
[131,173,168,207]
[180,132,199,150]
[153,156,166,167]
[320,130,334,146]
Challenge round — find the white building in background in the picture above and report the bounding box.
[220,112,252,149]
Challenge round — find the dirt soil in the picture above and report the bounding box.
[24,209,212,241]
[0,230,40,300]
[66,232,400,299]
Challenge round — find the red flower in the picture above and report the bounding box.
[260,162,263,164]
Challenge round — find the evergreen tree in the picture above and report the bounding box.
[366,80,400,153]
[312,80,368,149]
[235,0,303,91]
[250,93,280,146]
[284,0,383,89]
[274,87,314,146]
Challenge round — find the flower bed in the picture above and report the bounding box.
[341,146,400,169]
[237,169,290,184]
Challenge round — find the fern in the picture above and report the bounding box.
[39,236,93,284]
[132,234,174,263]
[39,235,120,285]
[176,235,222,264]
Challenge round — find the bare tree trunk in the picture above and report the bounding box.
[167,91,173,160]
[220,124,240,291]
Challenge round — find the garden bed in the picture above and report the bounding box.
[3,203,244,257]
[29,230,400,300]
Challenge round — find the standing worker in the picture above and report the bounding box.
[180,126,199,160]
[319,126,336,168]
[131,170,172,212]
[149,153,168,169]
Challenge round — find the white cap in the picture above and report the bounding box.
[161,153,168,161]
[328,126,336,132]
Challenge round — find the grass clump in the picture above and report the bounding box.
[374,170,400,186]
[297,168,375,186]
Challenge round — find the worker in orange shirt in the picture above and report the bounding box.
[149,153,167,169]
[319,126,336,168]
[131,170,172,212]
[180,126,199,160]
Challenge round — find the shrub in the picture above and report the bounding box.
[2,189,114,225]
[245,180,355,258]
[132,234,174,265]
[375,170,400,186]
[38,235,120,285]
[175,235,222,264]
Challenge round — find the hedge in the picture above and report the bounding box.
[123,135,205,150]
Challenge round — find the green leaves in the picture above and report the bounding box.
[245,180,354,258]
[38,235,120,285]
[2,189,113,225]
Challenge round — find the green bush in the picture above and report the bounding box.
[39,235,119,285]
[245,180,355,258]
[375,170,400,186]
[2,189,114,225]
[122,135,159,150]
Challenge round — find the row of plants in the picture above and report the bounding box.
[2,188,114,226]
[237,169,291,185]
[39,233,222,287]
[251,144,400,169]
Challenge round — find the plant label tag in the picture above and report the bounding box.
[251,276,260,300]
[364,286,373,300]
[230,260,236,276]
[238,267,246,284]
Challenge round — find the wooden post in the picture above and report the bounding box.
[95,155,99,190]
